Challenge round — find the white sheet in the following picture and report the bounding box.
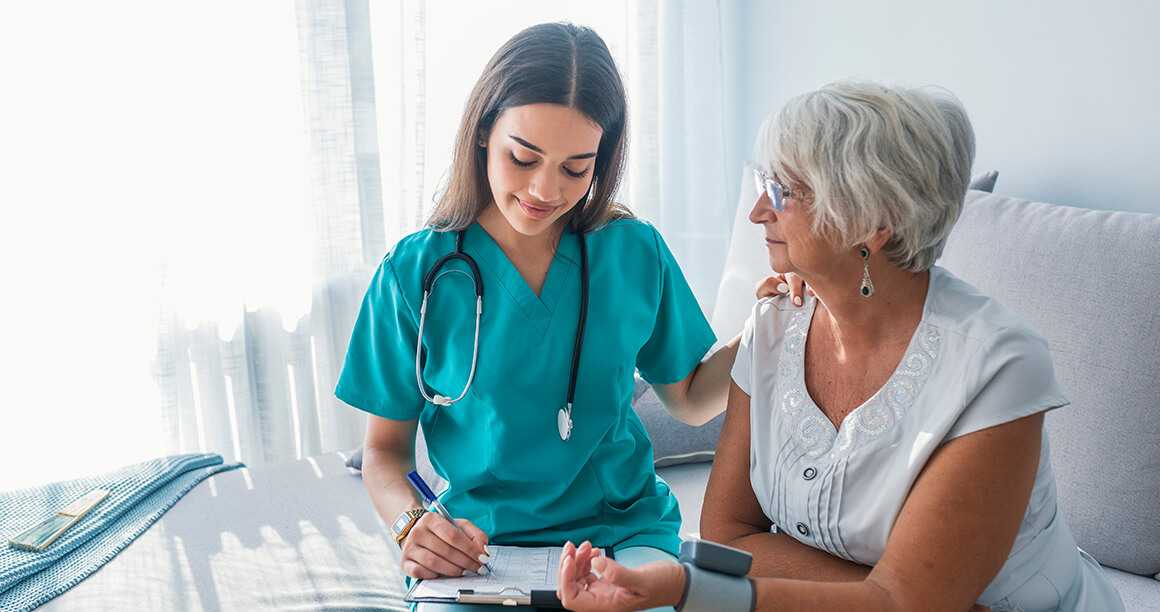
[38,455,713,611]
[41,453,408,611]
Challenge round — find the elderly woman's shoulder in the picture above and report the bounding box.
[740,294,810,342]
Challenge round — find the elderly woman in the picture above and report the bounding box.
[556,81,1124,611]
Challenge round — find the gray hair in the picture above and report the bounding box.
[759,81,975,271]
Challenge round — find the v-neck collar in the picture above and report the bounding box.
[464,222,580,323]
[790,269,939,443]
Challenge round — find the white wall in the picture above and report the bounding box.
[737,0,1160,215]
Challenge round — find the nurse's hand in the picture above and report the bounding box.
[556,541,683,612]
[756,272,809,307]
[400,512,490,579]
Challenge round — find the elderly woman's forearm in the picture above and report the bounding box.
[751,576,907,612]
[727,532,871,582]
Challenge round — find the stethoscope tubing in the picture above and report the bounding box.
[414,229,589,419]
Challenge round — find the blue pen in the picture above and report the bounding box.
[406,470,493,574]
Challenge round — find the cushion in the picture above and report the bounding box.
[656,462,714,538]
[970,170,1000,193]
[1103,567,1160,610]
[940,191,1160,576]
[631,376,723,467]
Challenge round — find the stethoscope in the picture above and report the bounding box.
[415,229,589,441]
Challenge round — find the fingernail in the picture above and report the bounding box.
[478,553,491,564]
[794,296,803,306]
[478,565,490,575]
[777,283,789,294]
[462,569,476,577]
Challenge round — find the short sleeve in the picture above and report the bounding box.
[947,327,1070,440]
[730,303,760,396]
[635,228,717,385]
[335,256,425,420]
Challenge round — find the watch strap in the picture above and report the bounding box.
[393,508,427,546]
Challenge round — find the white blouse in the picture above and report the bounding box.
[731,266,1123,611]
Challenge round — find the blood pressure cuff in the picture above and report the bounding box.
[676,562,755,612]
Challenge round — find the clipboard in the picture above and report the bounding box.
[404,544,613,608]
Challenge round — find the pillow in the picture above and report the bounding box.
[969,170,999,192]
[345,378,722,471]
[631,375,723,467]
[941,192,1160,575]
[345,447,363,470]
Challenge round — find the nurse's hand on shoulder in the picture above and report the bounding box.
[756,272,810,307]
[557,541,683,612]
[401,512,491,579]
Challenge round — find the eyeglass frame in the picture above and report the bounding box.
[746,162,805,212]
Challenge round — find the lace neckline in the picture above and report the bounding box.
[776,296,943,459]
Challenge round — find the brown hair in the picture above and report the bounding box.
[427,22,633,232]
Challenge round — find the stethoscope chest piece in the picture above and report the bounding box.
[418,229,589,443]
[557,405,573,441]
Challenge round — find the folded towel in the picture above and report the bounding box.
[0,453,242,611]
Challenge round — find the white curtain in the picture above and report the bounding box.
[624,1,738,316]
[155,0,387,467]
[0,1,378,488]
[0,1,744,489]
[371,0,741,314]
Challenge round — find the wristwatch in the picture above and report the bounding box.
[391,508,427,546]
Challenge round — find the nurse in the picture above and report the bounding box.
[335,22,735,609]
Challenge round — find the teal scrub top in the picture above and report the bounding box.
[336,218,715,555]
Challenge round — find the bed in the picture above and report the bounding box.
[36,452,710,611]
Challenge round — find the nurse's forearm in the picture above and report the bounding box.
[655,334,740,426]
[361,445,425,524]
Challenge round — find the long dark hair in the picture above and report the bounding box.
[427,22,632,232]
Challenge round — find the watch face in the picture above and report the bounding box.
[393,513,410,534]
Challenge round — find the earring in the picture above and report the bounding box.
[859,246,875,298]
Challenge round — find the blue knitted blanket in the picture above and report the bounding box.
[0,453,242,612]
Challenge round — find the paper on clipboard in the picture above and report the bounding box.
[405,544,606,605]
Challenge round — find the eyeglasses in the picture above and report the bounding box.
[747,163,802,212]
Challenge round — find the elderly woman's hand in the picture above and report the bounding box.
[756,272,810,306]
[556,541,684,612]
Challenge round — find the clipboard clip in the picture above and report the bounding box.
[457,587,528,606]
[457,587,561,607]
